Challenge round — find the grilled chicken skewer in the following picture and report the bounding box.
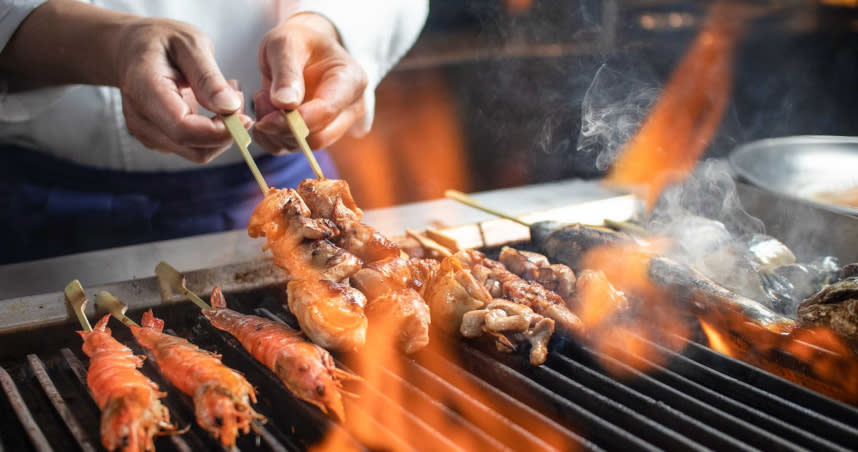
[249,187,368,351]
[66,281,177,452]
[292,178,432,353]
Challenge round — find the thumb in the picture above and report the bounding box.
[171,36,241,114]
[268,48,306,110]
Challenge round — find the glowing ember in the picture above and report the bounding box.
[606,3,748,207]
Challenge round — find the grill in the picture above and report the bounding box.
[2,280,857,452]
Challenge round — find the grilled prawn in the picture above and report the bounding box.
[78,315,176,452]
[130,310,263,447]
[203,286,354,421]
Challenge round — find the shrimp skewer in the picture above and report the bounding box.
[203,286,355,421]
[129,310,264,447]
[78,315,177,452]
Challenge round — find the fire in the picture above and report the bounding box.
[605,2,748,208]
[698,319,734,357]
[311,288,571,451]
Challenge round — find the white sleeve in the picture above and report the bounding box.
[0,0,47,52]
[0,0,73,123]
[293,0,428,134]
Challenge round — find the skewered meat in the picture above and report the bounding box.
[461,299,555,365]
[249,188,338,246]
[204,287,355,421]
[297,178,363,231]
[455,249,584,336]
[365,288,431,354]
[408,257,441,297]
[286,279,368,351]
[798,277,858,353]
[280,239,363,283]
[423,256,492,332]
[499,246,577,302]
[130,310,263,446]
[351,256,431,354]
[338,222,401,263]
[574,269,630,325]
[78,315,176,452]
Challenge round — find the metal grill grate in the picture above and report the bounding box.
[1,285,857,452]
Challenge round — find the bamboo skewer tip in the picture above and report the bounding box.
[222,114,269,193]
[64,279,92,332]
[282,110,325,180]
[405,228,453,257]
[94,291,139,327]
[154,262,212,311]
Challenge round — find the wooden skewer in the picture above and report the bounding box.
[222,114,269,193]
[64,280,92,332]
[154,262,212,311]
[405,228,452,257]
[282,110,325,180]
[94,291,139,327]
[444,190,530,227]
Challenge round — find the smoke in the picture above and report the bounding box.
[576,64,660,171]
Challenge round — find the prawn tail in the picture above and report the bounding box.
[140,309,165,332]
[211,286,227,310]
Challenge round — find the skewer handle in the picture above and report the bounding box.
[444,190,531,227]
[222,114,269,193]
[282,110,325,180]
[64,280,92,332]
[405,229,453,257]
[94,292,140,327]
[154,262,212,311]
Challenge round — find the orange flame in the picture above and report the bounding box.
[606,3,748,208]
[312,290,572,451]
[699,319,734,357]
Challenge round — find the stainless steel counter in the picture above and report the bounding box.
[0,179,623,300]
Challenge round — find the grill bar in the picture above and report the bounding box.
[0,365,52,452]
[680,337,858,430]
[545,351,753,451]
[634,334,858,450]
[27,354,97,452]
[588,343,813,452]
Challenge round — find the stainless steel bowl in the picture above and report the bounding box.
[729,135,858,216]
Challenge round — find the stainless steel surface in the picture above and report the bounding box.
[729,135,858,216]
[736,181,858,264]
[0,180,625,333]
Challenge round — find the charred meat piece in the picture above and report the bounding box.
[499,246,576,302]
[461,299,555,365]
[272,239,363,282]
[249,188,339,247]
[286,279,368,351]
[456,249,584,336]
[798,277,858,352]
[574,269,629,321]
[338,223,401,263]
[297,179,363,232]
[408,257,440,297]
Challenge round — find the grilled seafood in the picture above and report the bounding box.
[423,256,492,332]
[455,249,585,335]
[499,246,577,302]
[204,287,354,421]
[460,299,555,365]
[352,256,431,353]
[286,279,368,351]
[249,187,339,247]
[130,310,263,446]
[78,315,176,452]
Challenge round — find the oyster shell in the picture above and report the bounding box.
[797,277,858,350]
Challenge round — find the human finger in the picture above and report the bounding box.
[170,32,242,114]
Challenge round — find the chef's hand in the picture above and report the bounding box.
[115,18,252,163]
[253,13,368,154]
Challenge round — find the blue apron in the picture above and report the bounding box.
[0,146,337,265]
